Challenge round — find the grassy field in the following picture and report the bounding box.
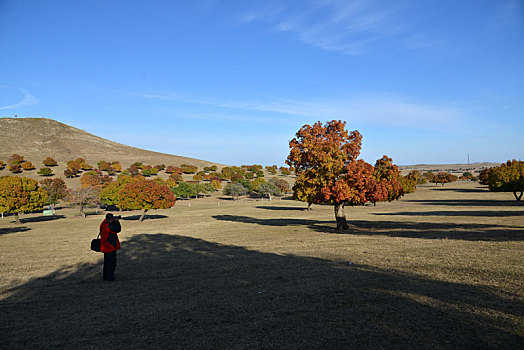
[1,181,523,349]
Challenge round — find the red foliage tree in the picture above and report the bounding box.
[373,155,404,203]
[118,180,176,221]
[479,168,492,185]
[433,172,457,186]
[287,121,404,230]
[287,120,401,230]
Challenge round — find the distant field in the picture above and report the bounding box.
[1,181,523,348]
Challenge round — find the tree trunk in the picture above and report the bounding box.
[80,204,86,218]
[307,202,312,211]
[139,209,148,222]
[514,191,523,201]
[14,212,21,225]
[334,202,349,231]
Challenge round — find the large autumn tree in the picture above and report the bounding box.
[486,160,524,201]
[118,179,176,221]
[287,120,400,231]
[0,176,48,224]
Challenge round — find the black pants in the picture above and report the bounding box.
[103,250,117,280]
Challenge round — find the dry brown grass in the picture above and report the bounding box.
[1,181,523,349]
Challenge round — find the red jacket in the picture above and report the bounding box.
[100,219,121,253]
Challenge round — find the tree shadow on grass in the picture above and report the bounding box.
[0,226,31,235]
[213,214,334,233]
[212,215,524,241]
[374,210,524,217]
[121,214,169,221]
[0,234,521,349]
[429,187,488,193]
[256,206,309,211]
[407,199,521,207]
[20,215,67,223]
[347,220,524,241]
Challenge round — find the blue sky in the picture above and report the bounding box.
[1,0,523,166]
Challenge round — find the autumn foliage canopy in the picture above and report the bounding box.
[0,176,48,224]
[118,180,176,220]
[287,120,403,230]
[486,160,524,201]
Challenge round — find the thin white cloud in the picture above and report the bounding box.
[134,91,465,130]
[239,0,408,55]
[0,87,39,110]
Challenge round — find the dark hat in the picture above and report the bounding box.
[105,213,114,220]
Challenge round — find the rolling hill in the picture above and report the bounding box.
[0,117,223,169]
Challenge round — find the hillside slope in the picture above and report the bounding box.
[0,117,222,168]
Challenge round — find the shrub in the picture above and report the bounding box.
[181,164,198,174]
[64,169,74,177]
[223,183,248,199]
[170,181,201,198]
[258,182,281,199]
[8,154,24,166]
[21,161,35,171]
[279,167,291,175]
[211,179,222,189]
[38,167,53,176]
[43,157,58,166]
[251,177,266,191]
[269,178,290,193]
[142,167,159,177]
[9,164,21,173]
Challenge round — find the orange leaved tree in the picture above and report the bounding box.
[118,180,176,221]
[287,120,400,231]
[373,155,405,203]
[0,176,48,224]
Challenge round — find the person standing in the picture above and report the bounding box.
[100,213,121,281]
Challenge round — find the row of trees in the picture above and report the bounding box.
[0,165,292,224]
[1,154,295,180]
[0,175,176,223]
[222,177,290,200]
